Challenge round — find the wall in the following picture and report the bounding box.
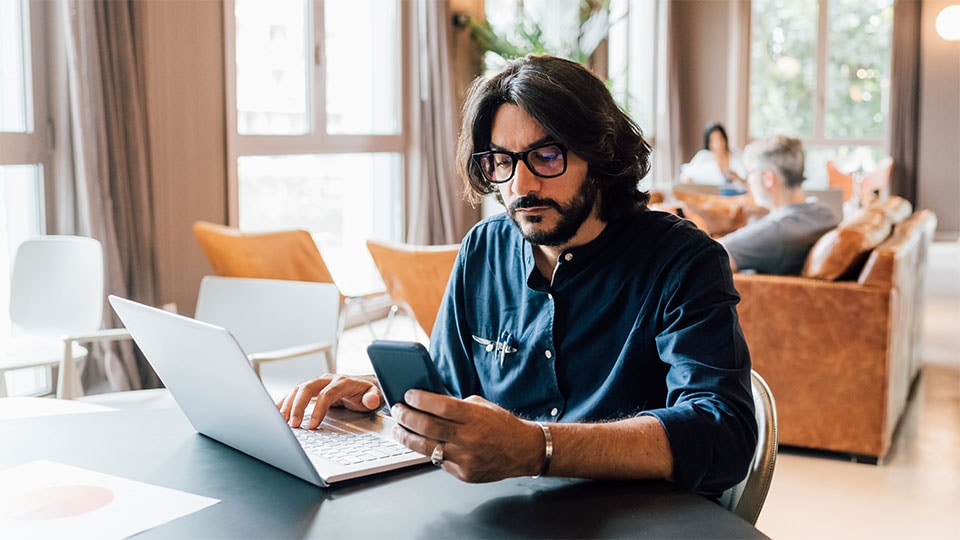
[918,0,960,238]
[672,0,745,156]
[140,0,227,315]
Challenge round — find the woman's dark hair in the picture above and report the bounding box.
[703,122,729,151]
[455,55,651,221]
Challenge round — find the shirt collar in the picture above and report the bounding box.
[521,217,632,290]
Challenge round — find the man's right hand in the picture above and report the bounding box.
[276,374,383,429]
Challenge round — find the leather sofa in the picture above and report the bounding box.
[732,197,937,462]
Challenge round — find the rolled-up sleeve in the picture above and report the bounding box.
[644,242,758,494]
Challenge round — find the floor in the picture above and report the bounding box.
[330,241,960,539]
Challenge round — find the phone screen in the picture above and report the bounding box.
[367,340,448,408]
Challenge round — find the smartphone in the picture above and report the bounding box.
[367,340,448,408]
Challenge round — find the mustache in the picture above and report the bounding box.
[509,195,562,212]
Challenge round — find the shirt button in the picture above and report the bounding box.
[547,293,553,300]
[563,253,574,262]
[545,350,553,359]
[550,408,559,417]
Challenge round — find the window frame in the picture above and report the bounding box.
[222,0,414,228]
[0,0,52,180]
[0,0,53,359]
[745,0,893,152]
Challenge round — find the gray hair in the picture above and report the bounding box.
[743,135,805,189]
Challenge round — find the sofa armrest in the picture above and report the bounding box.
[733,273,895,457]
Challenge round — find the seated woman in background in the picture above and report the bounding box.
[679,122,747,188]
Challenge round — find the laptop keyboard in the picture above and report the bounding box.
[293,423,416,466]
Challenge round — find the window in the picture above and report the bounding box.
[749,0,894,185]
[607,0,657,138]
[0,0,51,393]
[607,0,658,190]
[225,0,407,294]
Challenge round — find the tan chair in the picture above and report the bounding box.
[193,221,382,341]
[720,370,778,525]
[193,221,338,283]
[860,156,893,207]
[365,239,460,338]
[826,160,855,202]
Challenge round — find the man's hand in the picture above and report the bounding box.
[389,390,546,483]
[276,374,383,429]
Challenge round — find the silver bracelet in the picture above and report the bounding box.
[533,422,552,478]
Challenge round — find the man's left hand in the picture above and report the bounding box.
[390,390,546,483]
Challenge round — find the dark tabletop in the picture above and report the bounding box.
[0,406,768,539]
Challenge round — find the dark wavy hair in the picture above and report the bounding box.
[455,55,651,221]
[703,122,729,151]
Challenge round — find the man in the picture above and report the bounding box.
[279,55,757,496]
[719,136,840,275]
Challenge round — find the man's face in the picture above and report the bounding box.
[489,104,599,247]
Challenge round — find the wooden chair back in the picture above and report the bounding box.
[193,221,337,284]
[365,239,460,337]
[826,160,855,202]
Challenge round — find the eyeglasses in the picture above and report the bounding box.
[472,143,568,184]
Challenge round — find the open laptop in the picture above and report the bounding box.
[108,295,429,487]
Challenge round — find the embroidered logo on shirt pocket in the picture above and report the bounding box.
[471,334,496,352]
[472,333,518,369]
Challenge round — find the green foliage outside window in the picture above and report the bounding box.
[825,0,893,139]
[750,0,818,138]
[467,0,610,75]
[750,0,893,143]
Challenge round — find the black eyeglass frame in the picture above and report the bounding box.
[471,142,569,184]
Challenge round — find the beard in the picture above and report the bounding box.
[506,178,599,247]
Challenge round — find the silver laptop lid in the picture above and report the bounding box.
[108,295,325,486]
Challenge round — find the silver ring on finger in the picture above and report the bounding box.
[431,442,445,466]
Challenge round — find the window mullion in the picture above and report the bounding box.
[312,0,326,147]
[813,0,828,142]
[234,134,404,155]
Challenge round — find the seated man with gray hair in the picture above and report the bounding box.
[719,135,840,275]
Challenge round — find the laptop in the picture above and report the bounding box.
[108,295,429,487]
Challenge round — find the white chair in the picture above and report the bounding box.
[194,276,341,377]
[720,369,779,525]
[0,236,132,399]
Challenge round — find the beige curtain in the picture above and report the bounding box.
[653,0,683,189]
[406,0,478,245]
[59,0,161,393]
[888,0,922,204]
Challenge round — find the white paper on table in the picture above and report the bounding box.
[0,460,220,539]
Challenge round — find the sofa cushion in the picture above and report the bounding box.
[802,209,892,280]
[868,196,912,224]
[858,209,937,288]
[670,188,758,237]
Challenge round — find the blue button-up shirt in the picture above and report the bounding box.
[429,210,757,494]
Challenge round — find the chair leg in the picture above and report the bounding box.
[355,298,378,340]
[382,305,400,338]
[58,340,79,400]
[322,350,336,374]
[342,296,379,340]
